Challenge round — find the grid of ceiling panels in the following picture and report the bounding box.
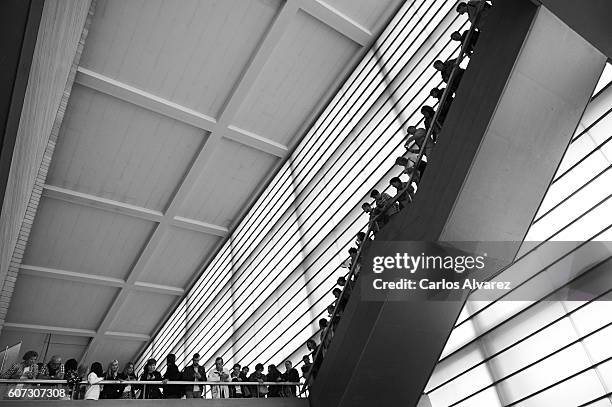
[136,0,470,375]
[425,67,612,407]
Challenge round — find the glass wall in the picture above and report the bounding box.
[425,65,612,407]
[136,0,470,379]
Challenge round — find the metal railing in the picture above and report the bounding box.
[301,0,488,395]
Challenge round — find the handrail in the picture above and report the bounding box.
[301,0,487,395]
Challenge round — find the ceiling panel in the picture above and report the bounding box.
[178,138,278,227]
[80,0,282,117]
[138,226,220,288]
[2,0,399,368]
[321,0,397,31]
[88,338,144,367]
[231,9,360,144]
[6,274,119,331]
[108,291,177,335]
[0,331,89,365]
[48,85,207,211]
[23,197,156,280]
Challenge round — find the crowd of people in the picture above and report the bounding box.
[300,0,491,390]
[0,350,300,400]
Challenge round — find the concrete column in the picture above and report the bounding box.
[309,0,606,406]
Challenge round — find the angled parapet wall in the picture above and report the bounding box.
[309,0,606,406]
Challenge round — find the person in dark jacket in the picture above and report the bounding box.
[100,360,122,399]
[139,359,163,399]
[239,366,251,398]
[182,353,207,398]
[266,364,282,397]
[163,354,183,398]
[118,362,137,399]
[281,361,300,397]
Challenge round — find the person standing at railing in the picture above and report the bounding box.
[239,366,251,397]
[390,177,414,211]
[84,362,104,400]
[0,350,39,380]
[63,358,80,400]
[361,202,382,234]
[300,355,313,380]
[281,360,299,397]
[138,358,163,399]
[118,362,137,399]
[229,363,243,398]
[0,350,39,399]
[209,357,230,398]
[405,125,434,173]
[163,353,183,399]
[248,363,267,398]
[266,364,283,397]
[371,189,400,221]
[450,30,479,56]
[433,59,465,98]
[456,1,491,30]
[429,87,454,125]
[421,106,443,141]
[355,231,372,249]
[38,355,64,380]
[394,157,422,185]
[100,359,121,399]
[182,352,207,398]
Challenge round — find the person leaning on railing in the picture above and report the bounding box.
[229,363,244,398]
[0,350,39,399]
[163,353,184,399]
[266,364,283,397]
[119,362,138,399]
[248,363,267,398]
[239,366,251,397]
[63,358,80,400]
[100,359,121,399]
[281,360,300,397]
[182,352,207,398]
[0,350,39,380]
[84,362,104,400]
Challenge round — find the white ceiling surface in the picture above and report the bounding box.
[1,0,403,365]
